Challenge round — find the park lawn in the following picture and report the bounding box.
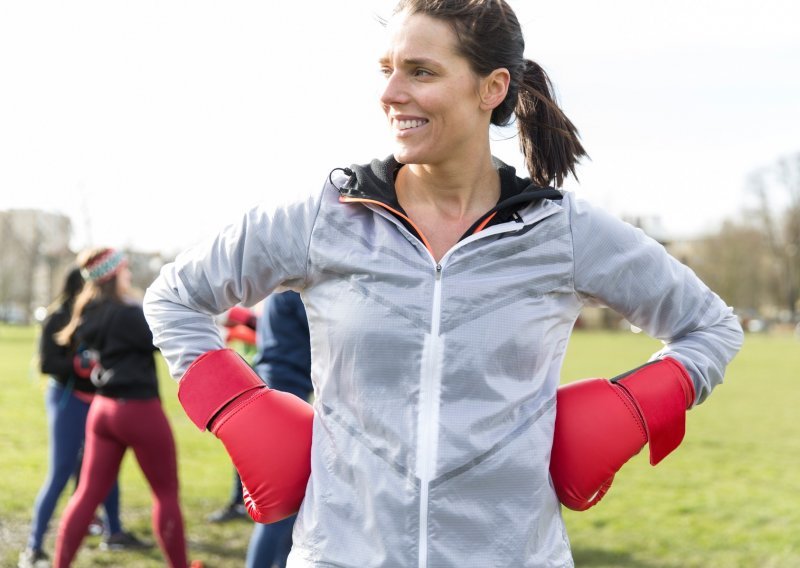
[560,331,800,568]
[0,324,250,567]
[1,324,798,567]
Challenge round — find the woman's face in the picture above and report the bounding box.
[379,11,490,167]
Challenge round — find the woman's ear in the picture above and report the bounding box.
[479,67,511,111]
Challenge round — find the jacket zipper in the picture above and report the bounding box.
[340,198,560,566]
[417,261,443,568]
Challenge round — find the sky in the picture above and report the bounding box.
[1,0,799,255]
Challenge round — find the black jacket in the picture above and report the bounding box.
[76,300,160,400]
[253,291,313,401]
[39,304,98,394]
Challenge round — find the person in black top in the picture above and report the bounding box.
[51,248,198,568]
[20,267,143,568]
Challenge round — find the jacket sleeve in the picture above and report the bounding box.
[569,195,744,404]
[143,189,324,380]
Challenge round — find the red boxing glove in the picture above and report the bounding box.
[549,357,695,511]
[224,306,257,330]
[178,349,314,523]
[225,324,257,346]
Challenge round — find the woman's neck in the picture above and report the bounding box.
[397,157,500,219]
[395,156,501,262]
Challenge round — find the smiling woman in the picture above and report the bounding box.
[141,1,742,567]
[376,1,586,261]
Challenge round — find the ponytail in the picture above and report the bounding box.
[514,59,587,188]
[395,1,587,186]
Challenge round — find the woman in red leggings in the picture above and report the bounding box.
[53,247,198,568]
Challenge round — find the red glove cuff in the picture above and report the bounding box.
[612,357,695,465]
[178,349,265,431]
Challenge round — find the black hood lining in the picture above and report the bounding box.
[332,155,562,244]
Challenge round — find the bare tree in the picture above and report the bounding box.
[749,153,800,320]
[691,220,770,314]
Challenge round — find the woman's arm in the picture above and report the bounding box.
[569,194,744,404]
[144,190,323,379]
[39,310,74,378]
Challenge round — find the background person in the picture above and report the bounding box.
[20,266,143,568]
[143,1,744,565]
[246,291,313,568]
[52,248,197,568]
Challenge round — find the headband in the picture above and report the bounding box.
[81,249,127,283]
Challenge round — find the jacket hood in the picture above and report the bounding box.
[336,155,563,216]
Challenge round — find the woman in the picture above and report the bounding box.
[52,248,195,568]
[20,267,144,568]
[144,1,743,566]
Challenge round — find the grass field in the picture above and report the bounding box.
[1,324,798,567]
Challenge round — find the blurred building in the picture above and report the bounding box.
[0,209,166,323]
[0,209,73,323]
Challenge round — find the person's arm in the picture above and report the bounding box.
[550,195,743,511]
[144,192,322,378]
[39,310,73,378]
[570,195,743,404]
[254,291,312,399]
[143,189,324,523]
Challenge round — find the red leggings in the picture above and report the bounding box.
[54,396,187,567]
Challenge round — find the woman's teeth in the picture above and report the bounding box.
[398,119,427,130]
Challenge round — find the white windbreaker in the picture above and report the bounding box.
[144,157,743,568]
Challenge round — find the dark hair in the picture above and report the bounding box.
[62,267,85,308]
[392,0,587,187]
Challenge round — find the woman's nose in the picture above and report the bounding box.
[379,71,408,107]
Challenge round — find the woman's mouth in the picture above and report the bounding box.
[397,119,428,130]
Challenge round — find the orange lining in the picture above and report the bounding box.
[339,195,435,255]
[472,211,498,234]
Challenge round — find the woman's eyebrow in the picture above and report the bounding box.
[378,56,440,67]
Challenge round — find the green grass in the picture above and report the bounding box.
[0,325,250,567]
[560,331,800,568]
[1,324,798,567]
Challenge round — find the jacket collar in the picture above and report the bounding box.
[333,155,563,242]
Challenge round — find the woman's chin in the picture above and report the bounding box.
[392,147,425,166]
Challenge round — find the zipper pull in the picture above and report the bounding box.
[435,264,442,280]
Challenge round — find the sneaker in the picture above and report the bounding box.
[87,514,104,536]
[18,548,49,568]
[206,503,247,523]
[99,530,153,551]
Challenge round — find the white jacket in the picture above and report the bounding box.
[144,157,743,567]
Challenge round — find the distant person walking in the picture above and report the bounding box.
[20,266,143,568]
[52,248,198,568]
[246,291,313,568]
